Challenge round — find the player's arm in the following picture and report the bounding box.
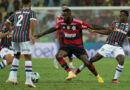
[30,20,36,44]
[35,21,60,38]
[5,21,12,32]
[0,31,10,38]
[127,29,130,45]
[34,27,57,38]
[89,25,113,35]
[4,13,14,32]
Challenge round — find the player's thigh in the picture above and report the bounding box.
[98,44,113,57]
[56,47,69,58]
[72,47,88,59]
[0,48,14,59]
[12,42,20,54]
[20,41,33,55]
[113,46,125,58]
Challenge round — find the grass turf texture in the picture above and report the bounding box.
[0,58,130,90]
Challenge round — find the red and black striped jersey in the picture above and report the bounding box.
[54,18,90,48]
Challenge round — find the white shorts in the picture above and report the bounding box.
[98,44,125,58]
[0,48,14,58]
[12,41,33,55]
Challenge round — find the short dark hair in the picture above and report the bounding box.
[63,8,71,13]
[22,0,31,5]
[4,12,14,21]
[120,10,129,17]
[62,4,67,7]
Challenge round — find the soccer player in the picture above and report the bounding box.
[5,0,37,88]
[54,4,75,69]
[0,12,14,70]
[35,8,104,83]
[74,10,130,83]
[0,24,14,69]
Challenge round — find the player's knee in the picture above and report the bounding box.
[56,54,63,60]
[116,55,124,65]
[4,54,13,65]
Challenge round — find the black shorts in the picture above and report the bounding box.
[60,46,88,58]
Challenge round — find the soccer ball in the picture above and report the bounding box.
[31,72,40,83]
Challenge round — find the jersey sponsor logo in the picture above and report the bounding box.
[116,29,127,34]
[64,33,76,37]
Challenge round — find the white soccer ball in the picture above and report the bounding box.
[31,72,40,83]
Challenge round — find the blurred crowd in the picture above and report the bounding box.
[33,0,130,6]
[0,0,130,42]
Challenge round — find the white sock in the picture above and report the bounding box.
[113,64,124,79]
[0,60,7,69]
[79,64,85,71]
[8,58,19,81]
[69,62,73,66]
[25,61,32,83]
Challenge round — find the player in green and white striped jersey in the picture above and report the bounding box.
[74,10,130,83]
[5,0,37,88]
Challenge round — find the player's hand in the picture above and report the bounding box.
[34,34,42,39]
[88,28,96,33]
[31,36,35,45]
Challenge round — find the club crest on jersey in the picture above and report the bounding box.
[72,26,76,30]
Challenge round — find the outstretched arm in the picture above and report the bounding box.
[89,25,113,35]
[35,27,57,38]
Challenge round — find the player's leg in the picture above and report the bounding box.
[74,53,103,75]
[73,47,104,83]
[79,54,104,83]
[21,41,36,88]
[56,48,76,80]
[112,47,125,83]
[68,54,75,69]
[53,57,59,69]
[7,42,20,85]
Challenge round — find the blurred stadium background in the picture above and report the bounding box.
[0,0,130,58]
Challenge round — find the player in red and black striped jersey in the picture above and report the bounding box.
[54,4,75,69]
[35,8,104,82]
[74,10,130,83]
[5,0,37,88]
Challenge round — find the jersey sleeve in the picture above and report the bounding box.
[30,11,37,21]
[6,13,15,24]
[81,21,90,29]
[54,22,60,29]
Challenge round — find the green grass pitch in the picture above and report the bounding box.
[0,58,130,90]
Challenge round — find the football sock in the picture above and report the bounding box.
[9,58,19,81]
[0,60,7,69]
[25,61,32,83]
[57,57,71,73]
[86,63,98,77]
[74,64,85,74]
[113,64,124,79]
[69,58,73,62]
